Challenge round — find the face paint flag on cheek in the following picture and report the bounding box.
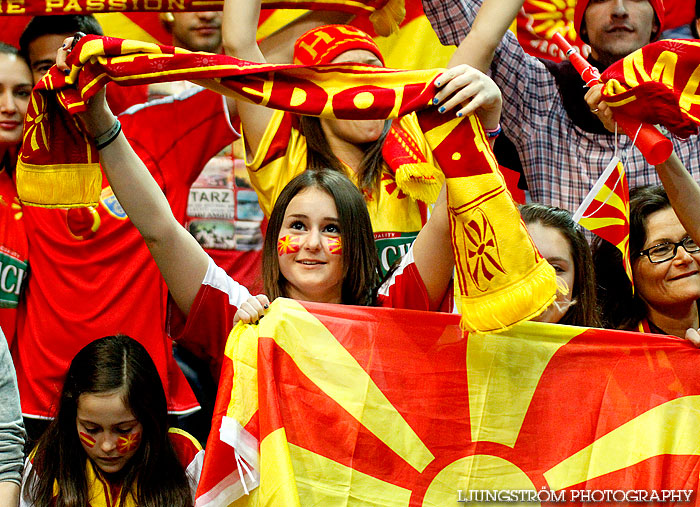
[116,432,141,454]
[277,235,301,256]
[79,432,96,448]
[327,237,342,255]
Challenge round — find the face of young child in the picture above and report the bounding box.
[277,186,345,304]
[76,390,143,474]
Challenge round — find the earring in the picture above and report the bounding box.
[162,12,175,23]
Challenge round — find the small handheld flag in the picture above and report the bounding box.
[572,156,633,284]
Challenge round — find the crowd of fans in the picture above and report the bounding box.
[0,0,700,504]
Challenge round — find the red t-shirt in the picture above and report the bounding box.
[15,88,236,418]
[0,166,28,348]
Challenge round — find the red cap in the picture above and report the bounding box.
[293,24,384,66]
[573,0,665,43]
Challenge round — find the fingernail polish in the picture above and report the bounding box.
[438,106,445,113]
[456,112,463,117]
[435,81,441,87]
[432,98,439,105]
[264,304,269,309]
[61,43,66,48]
[63,69,70,75]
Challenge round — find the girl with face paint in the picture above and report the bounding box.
[21,336,203,507]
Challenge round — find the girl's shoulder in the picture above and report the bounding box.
[168,428,205,496]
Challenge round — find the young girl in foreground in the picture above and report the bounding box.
[21,336,203,507]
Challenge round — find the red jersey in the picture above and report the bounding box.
[15,88,236,418]
[0,165,27,348]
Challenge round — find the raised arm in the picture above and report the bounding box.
[57,44,209,316]
[448,0,524,72]
[222,0,271,159]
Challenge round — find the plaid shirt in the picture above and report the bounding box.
[422,0,700,212]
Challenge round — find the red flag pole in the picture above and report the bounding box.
[551,33,672,165]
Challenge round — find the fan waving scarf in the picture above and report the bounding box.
[600,39,700,139]
[16,34,555,333]
[197,298,700,506]
[6,0,404,36]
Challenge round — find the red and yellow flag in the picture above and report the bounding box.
[197,298,700,506]
[601,39,700,139]
[572,156,632,284]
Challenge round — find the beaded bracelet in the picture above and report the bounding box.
[484,124,502,139]
[94,119,122,150]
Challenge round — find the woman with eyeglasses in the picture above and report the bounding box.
[593,184,700,338]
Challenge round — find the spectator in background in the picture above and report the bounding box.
[15,15,213,446]
[520,203,601,327]
[0,43,31,347]
[18,15,147,114]
[593,185,700,339]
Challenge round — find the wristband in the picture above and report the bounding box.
[484,124,502,139]
[94,118,122,150]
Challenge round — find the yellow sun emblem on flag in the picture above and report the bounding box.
[225,300,700,507]
[22,93,49,153]
[523,0,577,41]
[462,208,506,291]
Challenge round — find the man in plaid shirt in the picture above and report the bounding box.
[422,0,700,213]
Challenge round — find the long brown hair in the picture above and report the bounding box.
[263,169,382,306]
[25,336,193,507]
[299,115,391,195]
[520,203,601,327]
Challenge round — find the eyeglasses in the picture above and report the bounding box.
[638,236,700,263]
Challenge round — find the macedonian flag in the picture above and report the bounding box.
[572,156,632,284]
[196,298,700,506]
[601,39,700,139]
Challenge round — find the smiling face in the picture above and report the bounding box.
[170,12,222,53]
[76,390,143,474]
[528,221,576,324]
[0,53,32,147]
[583,0,658,66]
[633,207,700,316]
[277,186,345,304]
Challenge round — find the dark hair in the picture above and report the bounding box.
[693,1,700,38]
[19,15,103,62]
[592,185,671,330]
[263,168,382,306]
[299,116,391,195]
[25,335,193,507]
[520,203,601,327]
